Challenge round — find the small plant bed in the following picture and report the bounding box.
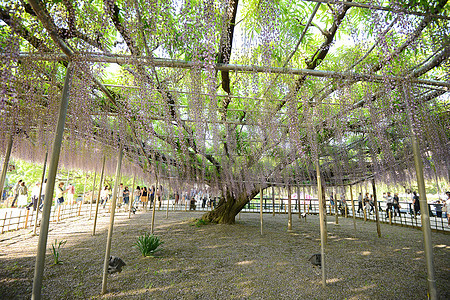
[135,233,163,257]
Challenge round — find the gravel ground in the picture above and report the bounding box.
[0,210,449,299]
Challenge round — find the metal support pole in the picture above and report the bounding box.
[287,186,292,231]
[32,63,73,300]
[0,133,13,202]
[93,156,105,235]
[101,147,123,294]
[372,178,381,238]
[129,174,136,219]
[315,160,326,287]
[404,86,438,299]
[33,151,48,235]
[260,187,263,235]
[89,172,97,220]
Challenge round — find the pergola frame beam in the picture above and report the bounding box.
[13,53,450,89]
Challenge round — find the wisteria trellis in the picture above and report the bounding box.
[0,0,449,222]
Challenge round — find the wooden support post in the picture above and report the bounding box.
[32,63,73,300]
[298,185,301,218]
[315,160,326,287]
[101,146,123,295]
[260,187,263,235]
[372,178,381,238]
[92,157,105,236]
[287,186,292,231]
[25,209,30,229]
[389,210,392,225]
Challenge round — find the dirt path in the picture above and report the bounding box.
[0,210,449,299]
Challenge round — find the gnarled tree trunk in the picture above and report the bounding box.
[202,188,261,224]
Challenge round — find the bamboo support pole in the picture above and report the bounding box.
[303,186,306,219]
[101,146,123,295]
[315,161,326,287]
[33,151,48,235]
[129,174,136,219]
[287,186,292,231]
[334,189,338,225]
[364,207,367,222]
[260,187,263,235]
[89,172,97,221]
[372,178,381,238]
[272,186,275,216]
[404,86,437,300]
[93,157,105,235]
[0,133,13,202]
[350,185,356,236]
[32,63,73,300]
[166,185,169,219]
[1,212,7,234]
[151,179,158,234]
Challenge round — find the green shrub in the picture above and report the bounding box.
[135,233,163,257]
[51,239,67,265]
[195,218,209,227]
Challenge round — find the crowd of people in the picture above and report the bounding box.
[2,178,450,227]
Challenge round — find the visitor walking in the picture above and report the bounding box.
[357,192,363,213]
[433,200,442,218]
[157,185,162,209]
[10,179,22,207]
[27,182,40,211]
[413,191,420,217]
[133,186,141,209]
[150,185,155,208]
[369,194,375,214]
[385,192,393,218]
[141,187,148,210]
[117,183,124,208]
[363,193,370,214]
[123,186,130,210]
[67,183,75,205]
[393,193,401,217]
[55,182,66,209]
[17,181,28,207]
[100,185,109,207]
[189,197,196,210]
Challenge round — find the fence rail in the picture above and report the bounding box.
[1,197,448,234]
